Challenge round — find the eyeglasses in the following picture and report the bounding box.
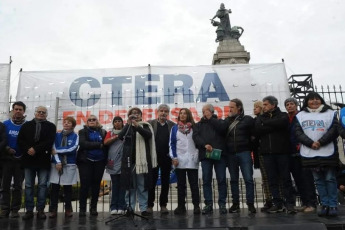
[88,118,97,122]
[37,111,46,115]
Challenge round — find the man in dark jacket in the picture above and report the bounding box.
[147,104,175,214]
[285,98,317,213]
[0,101,26,218]
[0,121,7,201]
[17,106,56,220]
[225,98,256,213]
[255,96,295,213]
[193,104,227,215]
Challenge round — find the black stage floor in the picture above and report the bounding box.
[2,206,345,230]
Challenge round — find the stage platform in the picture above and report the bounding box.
[1,206,345,230]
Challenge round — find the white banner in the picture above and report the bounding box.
[0,64,10,121]
[16,63,290,130]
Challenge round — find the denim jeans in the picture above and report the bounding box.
[110,174,126,211]
[201,157,227,206]
[263,154,295,207]
[312,167,338,207]
[227,151,254,204]
[24,168,50,211]
[289,156,317,207]
[175,168,200,207]
[126,173,148,212]
[0,160,24,212]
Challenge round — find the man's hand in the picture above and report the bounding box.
[8,148,16,155]
[311,141,320,150]
[28,147,36,156]
[205,144,213,152]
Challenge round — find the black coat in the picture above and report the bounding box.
[77,126,107,164]
[295,105,339,167]
[192,114,227,161]
[254,107,290,155]
[118,123,153,190]
[17,119,56,169]
[225,113,254,154]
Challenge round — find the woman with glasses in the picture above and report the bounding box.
[77,115,107,217]
[104,116,125,215]
[49,117,78,218]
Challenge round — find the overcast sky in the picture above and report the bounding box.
[1,0,345,96]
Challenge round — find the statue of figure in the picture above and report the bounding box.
[211,3,232,41]
[230,26,244,40]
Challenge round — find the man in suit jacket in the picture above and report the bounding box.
[147,104,175,214]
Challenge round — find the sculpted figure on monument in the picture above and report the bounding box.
[211,3,231,42]
[230,26,244,40]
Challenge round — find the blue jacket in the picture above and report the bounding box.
[52,131,79,165]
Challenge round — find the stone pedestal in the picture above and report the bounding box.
[212,38,250,65]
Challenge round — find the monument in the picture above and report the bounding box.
[211,3,250,64]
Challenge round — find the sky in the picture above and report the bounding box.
[1,0,345,97]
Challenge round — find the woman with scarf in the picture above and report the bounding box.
[49,117,79,218]
[118,107,157,216]
[295,92,339,216]
[104,116,125,215]
[77,115,107,217]
[170,108,200,215]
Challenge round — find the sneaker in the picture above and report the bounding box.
[286,205,296,214]
[193,205,201,214]
[22,211,34,220]
[260,200,273,212]
[248,204,256,213]
[174,206,186,215]
[294,205,306,212]
[0,210,10,218]
[37,210,47,220]
[49,211,57,219]
[303,206,316,213]
[328,207,338,217]
[10,211,20,218]
[65,210,73,217]
[146,207,153,214]
[90,209,98,216]
[79,211,86,217]
[141,211,151,217]
[318,206,329,217]
[219,205,227,215]
[160,206,169,214]
[202,204,213,215]
[267,205,284,213]
[110,209,118,215]
[117,210,125,215]
[229,203,240,213]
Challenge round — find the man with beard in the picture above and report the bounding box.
[225,99,256,213]
[147,104,175,214]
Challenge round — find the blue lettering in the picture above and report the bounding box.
[69,77,101,107]
[197,73,230,102]
[103,76,131,105]
[135,74,160,105]
[164,74,194,103]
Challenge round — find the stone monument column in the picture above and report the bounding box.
[211,4,250,64]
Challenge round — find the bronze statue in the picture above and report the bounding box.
[211,3,231,41]
[211,3,244,42]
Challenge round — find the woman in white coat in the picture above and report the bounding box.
[170,108,200,215]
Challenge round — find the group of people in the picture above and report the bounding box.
[0,91,344,220]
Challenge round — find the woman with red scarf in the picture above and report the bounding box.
[169,108,200,215]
